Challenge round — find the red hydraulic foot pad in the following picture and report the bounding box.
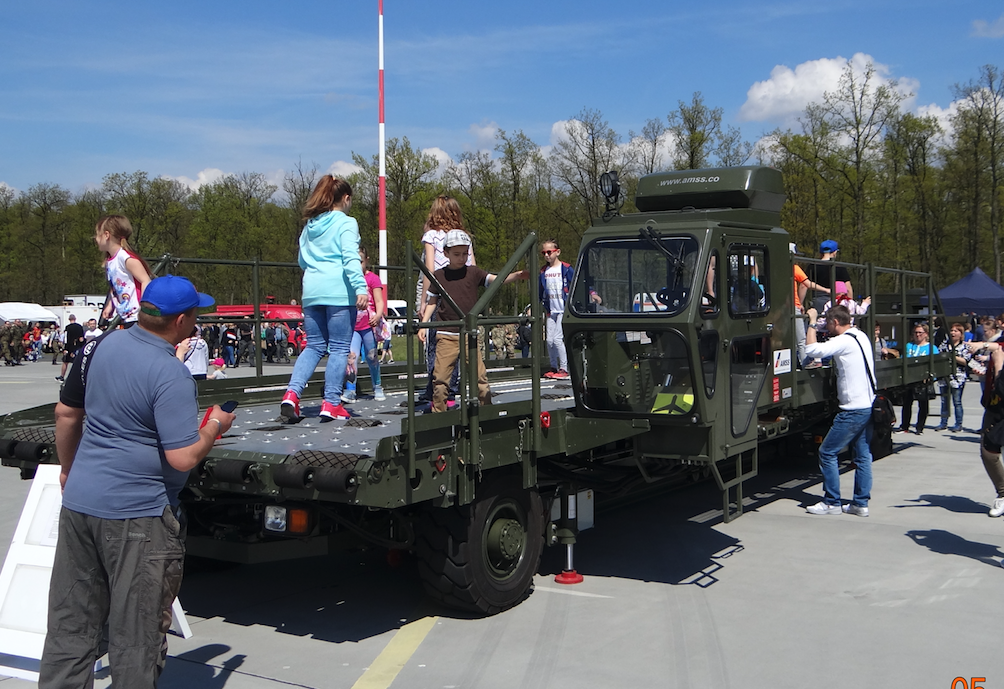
[554,569,584,585]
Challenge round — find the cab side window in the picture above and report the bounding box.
[701,250,720,318]
[727,245,769,317]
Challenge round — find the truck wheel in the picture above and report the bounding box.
[414,473,543,615]
[286,344,296,359]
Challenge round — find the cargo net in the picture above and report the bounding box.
[344,417,383,428]
[12,428,56,444]
[287,449,369,470]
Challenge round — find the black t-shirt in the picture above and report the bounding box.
[807,261,851,294]
[64,322,85,353]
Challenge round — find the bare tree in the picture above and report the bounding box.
[549,108,622,232]
[815,61,905,258]
[629,118,668,174]
[668,92,722,170]
[716,125,754,167]
[954,65,1004,281]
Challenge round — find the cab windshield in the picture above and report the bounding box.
[570,235,700,316]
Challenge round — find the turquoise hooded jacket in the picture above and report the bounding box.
[298,210,367,307]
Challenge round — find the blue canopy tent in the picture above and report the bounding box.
[937,267,1004,316]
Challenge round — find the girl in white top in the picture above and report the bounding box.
[419,196,476,402]
[421,195,476,306]
[95,215,152,325]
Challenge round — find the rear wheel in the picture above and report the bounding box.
[414,473,543,615]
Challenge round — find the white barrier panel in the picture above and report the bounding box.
[0,464,192,681]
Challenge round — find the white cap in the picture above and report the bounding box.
[444,229,472,249]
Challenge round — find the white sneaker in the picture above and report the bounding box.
[841,503,869,517]
[806,501,842,515]
[989,497,1004,518]
[373,386,386,401]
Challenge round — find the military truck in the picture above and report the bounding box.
[0,166,951,615]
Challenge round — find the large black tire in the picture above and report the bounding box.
[414,473,544,615]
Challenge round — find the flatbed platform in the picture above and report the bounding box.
[213,373,574,457]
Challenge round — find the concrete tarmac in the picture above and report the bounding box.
[0,358,1002,688]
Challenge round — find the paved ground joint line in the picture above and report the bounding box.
[350,615,438,689]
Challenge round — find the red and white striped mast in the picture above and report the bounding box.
[377,0,388,287]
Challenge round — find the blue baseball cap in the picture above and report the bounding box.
[820,239,839,253]
[141,276,215,316]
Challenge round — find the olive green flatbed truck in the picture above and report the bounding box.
[0,166,951,615]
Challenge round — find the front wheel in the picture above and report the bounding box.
[414,472,543,615]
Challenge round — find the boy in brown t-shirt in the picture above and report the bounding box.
[418,230,528,412]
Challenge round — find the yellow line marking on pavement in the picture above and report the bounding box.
[350,615,438,689]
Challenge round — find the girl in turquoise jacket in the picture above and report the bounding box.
[282,176,369,421]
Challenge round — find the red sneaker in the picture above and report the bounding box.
[543,371,556,379]
[320,401,351,420]
[280,390,300,419]
[552,370,570,379]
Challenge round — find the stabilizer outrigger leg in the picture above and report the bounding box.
[553,485,584,585]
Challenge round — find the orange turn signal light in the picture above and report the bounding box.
[288,508,310,535]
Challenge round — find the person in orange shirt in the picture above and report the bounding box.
[792,243,829,368]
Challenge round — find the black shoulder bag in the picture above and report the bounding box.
[850,332,895,426]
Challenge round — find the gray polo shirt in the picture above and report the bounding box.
[60,325,200,519]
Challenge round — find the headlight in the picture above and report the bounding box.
[263,505,311,535]
[264,506,287,532]
[599,171,620,201]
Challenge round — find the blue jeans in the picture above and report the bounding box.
[222,344,235,367]
[286,305,356,404]
[940,383,964,428]
[818,407,873,507]
[345,327,382,392]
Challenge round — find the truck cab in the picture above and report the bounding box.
[561,166,949,511]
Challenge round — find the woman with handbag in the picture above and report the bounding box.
[966,339,1004,517]
[935,323,971,432]
[897,323,934,435]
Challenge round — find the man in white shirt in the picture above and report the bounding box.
[803,304,875,517]
[83,319,100,342]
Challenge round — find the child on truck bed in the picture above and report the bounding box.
[417,230,528,412]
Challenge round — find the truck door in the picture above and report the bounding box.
[725,243,771,449]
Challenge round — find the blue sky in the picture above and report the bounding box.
[1,0,1002,193]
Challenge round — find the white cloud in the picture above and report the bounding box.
[162,168,227,191]
[972,14,1004,38]
[467,121,499,151]
[0,181,17,197]
[916,100,963,146]
[422,147,452,175]
[738,53,917,126]
[327,160,362,178]
[549,119,574,148]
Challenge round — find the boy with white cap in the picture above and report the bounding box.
[418,230,528,412]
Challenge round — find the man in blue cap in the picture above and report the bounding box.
[807,239,854,314]
[41,275,237,689]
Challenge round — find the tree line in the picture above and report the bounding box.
[1,61,1001,312]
